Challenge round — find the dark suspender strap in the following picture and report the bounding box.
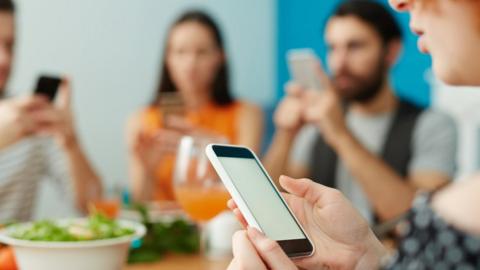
[381,100,423,176]
[310,136,337,187]
[309,99,423,187]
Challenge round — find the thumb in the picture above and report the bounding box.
[279,175,333,206]
[56,77,72,109]
[284,82,304,98]
[313,60,331,91]
[247,227,297,270]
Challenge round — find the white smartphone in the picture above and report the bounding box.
[206,144,315,258]
[287,48,324,90]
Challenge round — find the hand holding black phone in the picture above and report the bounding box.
[34,75,62,102]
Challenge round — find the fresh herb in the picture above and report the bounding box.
[127,204,200,264]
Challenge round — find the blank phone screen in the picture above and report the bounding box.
[218,156,306,241]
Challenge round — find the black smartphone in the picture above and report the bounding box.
[34,75,62,101]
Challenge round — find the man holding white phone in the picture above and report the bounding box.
[264,0,457,226]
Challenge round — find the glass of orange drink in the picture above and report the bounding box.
[173,135,230,257]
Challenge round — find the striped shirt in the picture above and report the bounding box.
[0,137,72,222]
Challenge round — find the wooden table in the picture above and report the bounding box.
[125,254,231,270]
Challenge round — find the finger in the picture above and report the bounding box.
[227,200,247,228]
[56,77,71,108]
[247,227,297,270]
[226,259,238,270]
[18,116,39,137]
[303,104,322,123]
[303,88,322,101]
[227,199,237,210]
[30,108,62,126]
[231,230,268,270]
[164,115,194,132]
[154,130,182,145]
[284,82,304,97]
[233,208,248,229]
[313,60,331,89]
[15,95,49,111]
[279,175,335,206]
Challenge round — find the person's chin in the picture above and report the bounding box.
[335,88,357,101]
[434,63,466,86]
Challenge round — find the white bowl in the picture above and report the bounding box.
[0,219,146,270]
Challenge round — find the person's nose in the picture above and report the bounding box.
[389,0,412,12]
[329,48,349,75]
[180,53,198,72]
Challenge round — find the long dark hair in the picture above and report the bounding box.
[151,10,234,107]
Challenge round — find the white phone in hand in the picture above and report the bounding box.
[205,144,315,258]
[287,48,324,90]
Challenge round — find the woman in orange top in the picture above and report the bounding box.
[127,10,264,202]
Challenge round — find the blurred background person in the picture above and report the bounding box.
[0,0,102,222]
[127,10,264,203]
[264,0,457,227]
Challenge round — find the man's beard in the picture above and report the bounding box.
[332,59,387,104]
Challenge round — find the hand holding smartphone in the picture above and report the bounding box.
[287,48,326,90]
[34,75,62,102]
[206,144,315,258]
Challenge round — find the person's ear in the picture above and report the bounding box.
[385,39,403,68]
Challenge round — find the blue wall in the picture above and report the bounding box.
[276,0,432,107]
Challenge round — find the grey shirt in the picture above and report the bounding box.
[291,109,457,223]
[0,137,72,222]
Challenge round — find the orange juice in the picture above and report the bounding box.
[174,184,230,222]
[89,199,120,219]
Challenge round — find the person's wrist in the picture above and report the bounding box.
[356,231,388,270]
[276,120,303,135]
[278,126,298,134]
[329,127,352,151]
[61,131,80,151]
[274,127,299,141]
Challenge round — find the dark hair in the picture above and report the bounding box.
[332,0,402,45]
[0,0,14,13]
[151,10,233,106]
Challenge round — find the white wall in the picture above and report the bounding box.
[8,0,276,218]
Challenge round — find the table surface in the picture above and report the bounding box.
[125,254,231,270]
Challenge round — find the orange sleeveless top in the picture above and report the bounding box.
[139,102,243,201]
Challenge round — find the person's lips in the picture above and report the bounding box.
[411,24,429,54]
[417,36,429,54]
[334,75,356,88]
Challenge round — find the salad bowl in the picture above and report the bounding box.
[0,216,145,270]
